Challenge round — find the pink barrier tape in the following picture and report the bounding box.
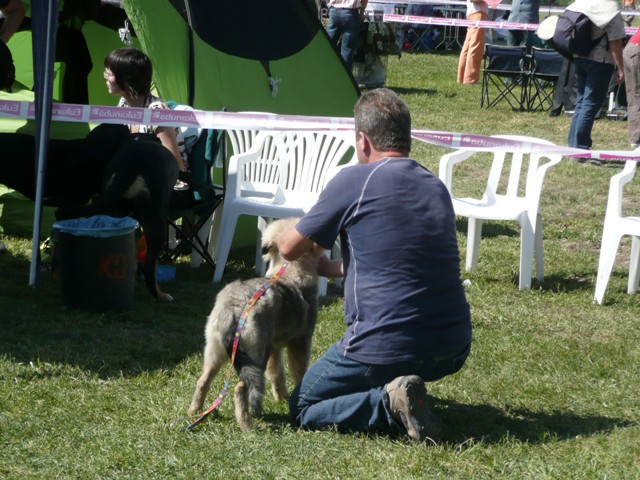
[1,99,639,162]
[411,131,640,162]
[383,13,640,35]
[370,0,640,16]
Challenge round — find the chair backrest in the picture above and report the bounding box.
[439,135,562,208]
[605,160,638,220]
[530,47,564,77]
[484,135,561,203]
[484,44,527,74]
[227,129,259,158]
[232,130,357,204]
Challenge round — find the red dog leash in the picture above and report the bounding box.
[172,261,289,431]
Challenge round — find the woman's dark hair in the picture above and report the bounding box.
[104,47,153,98]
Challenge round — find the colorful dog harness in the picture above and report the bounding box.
[172,261,289,431]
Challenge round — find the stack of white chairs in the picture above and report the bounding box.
[212,129,357,295]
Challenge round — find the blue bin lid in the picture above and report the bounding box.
[53,215,139,238]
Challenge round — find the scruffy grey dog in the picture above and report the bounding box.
[189,218,323,429]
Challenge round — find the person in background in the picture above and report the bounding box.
[280,88,472,444]
[507,0,541,50]
[622,0,635,26]
[0,0,23,252]
[103,48,187,185]
[623,28,640,146]
[567,0,625,152]
[458,0,488,85]
[325,0,368,70]
[0,0,24,44]
[55,0,99,105]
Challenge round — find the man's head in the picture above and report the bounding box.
[354,88,411,163]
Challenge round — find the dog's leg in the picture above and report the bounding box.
[266,349,289,401]
[286,337,313,386]
[236,363,266,423]
[189,338,227,414]
[234,381,252,429]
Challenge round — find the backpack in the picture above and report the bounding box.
[552,10,606,58]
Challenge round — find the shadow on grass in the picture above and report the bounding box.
[0,246,262,379]
[455,218,519,238]
[435,398,633,445]
[390,86,439,96]
[258,400,632,446]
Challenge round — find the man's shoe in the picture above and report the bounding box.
[386,375,443,444]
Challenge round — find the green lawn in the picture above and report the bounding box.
[1,51,639,479]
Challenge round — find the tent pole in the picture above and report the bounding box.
[29,0,59,287]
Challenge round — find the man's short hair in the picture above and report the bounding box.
[354,88,411,154]
[104,48,153,98]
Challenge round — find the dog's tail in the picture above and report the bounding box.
[234,354,266,418]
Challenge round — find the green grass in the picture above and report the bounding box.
[1,51,639,479]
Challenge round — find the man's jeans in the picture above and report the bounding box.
[289,342,470,434]
[326,8,361,70]
[568,58,615,150]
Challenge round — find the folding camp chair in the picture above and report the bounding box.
[526,47,564,112]
[481,44,529,111]
[164,128,226,268]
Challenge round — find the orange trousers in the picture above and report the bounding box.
[457,11,488,84]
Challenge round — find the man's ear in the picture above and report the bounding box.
[361,133,372,158]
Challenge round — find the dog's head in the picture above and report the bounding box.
[261,218,324,280]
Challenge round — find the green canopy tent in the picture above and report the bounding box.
[1,0,359,269]
[121,0,359,114]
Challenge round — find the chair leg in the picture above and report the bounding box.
[255,216,271,276]
[189,213,214,268]
[466,218,483,271]
[332,239,343,288]
[213,212,239,283]
[207,203,224,259]
[518,218,535,290]
[534,213,544,283]
[627,235,640,294]
[315,249,330,297]
[594,231,623,304]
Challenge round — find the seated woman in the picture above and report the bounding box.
[103,47,188,188]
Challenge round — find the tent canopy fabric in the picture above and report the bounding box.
[122,0,359,115]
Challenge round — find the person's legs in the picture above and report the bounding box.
[459,11,487,84]
[338,10,361,70]
[289,343,397,434]
[325,8,343,46]
[507,29,524,47]
[55,27,93,105]
[457,31,471,83]
[289,342,471,436]
[624,43,640,145]
[568,61,586,148]
[568,59,614,149]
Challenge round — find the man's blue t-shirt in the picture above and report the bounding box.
[296,158,472,365]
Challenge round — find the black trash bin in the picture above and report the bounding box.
[53,215,139,312]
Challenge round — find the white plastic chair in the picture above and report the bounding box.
[212,129,357,289]
[438,135,562,290]
[205,128,260,262]
[594,160,640,304]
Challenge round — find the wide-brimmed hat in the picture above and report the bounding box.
[537,15,558,41]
